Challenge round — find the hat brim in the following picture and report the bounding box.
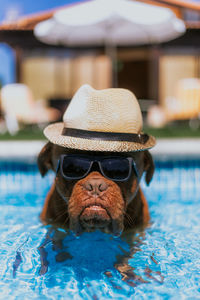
[44,123,156,152]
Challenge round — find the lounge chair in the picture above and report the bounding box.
[0,83,60,134]
[165,78,200,121]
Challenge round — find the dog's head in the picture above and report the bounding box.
[38,142,154,236]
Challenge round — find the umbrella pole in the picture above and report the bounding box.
[105,43,118,88]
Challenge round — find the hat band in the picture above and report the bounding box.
[62,128,149,144]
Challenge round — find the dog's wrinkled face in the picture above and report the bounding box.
[68,171,125,236]
[38,142,154,236]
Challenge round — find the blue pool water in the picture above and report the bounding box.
[0,158,200,299]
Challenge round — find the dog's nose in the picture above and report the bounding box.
[84,178,108,195]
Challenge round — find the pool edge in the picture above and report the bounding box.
[0,139,199,161]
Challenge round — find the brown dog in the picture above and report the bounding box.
[37,142,154,237]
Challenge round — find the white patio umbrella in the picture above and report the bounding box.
[34,0,185,46]
[34,0,186,85]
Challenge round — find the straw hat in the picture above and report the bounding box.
[44,84,156,152]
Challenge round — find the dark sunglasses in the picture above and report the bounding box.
[56,154,139,182]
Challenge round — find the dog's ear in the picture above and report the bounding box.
[143,150,155,185]
[37,142,54,177]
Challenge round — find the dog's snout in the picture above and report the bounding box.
[84,178,108,195]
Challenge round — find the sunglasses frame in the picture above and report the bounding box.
[57,154,139,182]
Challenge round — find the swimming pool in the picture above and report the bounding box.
[0,156,200,299]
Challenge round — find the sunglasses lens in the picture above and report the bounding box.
[62,157,91,179]
[101,158,130,180]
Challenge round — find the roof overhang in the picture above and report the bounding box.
[0,0,199,49]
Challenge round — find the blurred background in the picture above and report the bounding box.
[0,0,200,140]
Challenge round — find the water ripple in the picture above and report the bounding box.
[0,159,200,299]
